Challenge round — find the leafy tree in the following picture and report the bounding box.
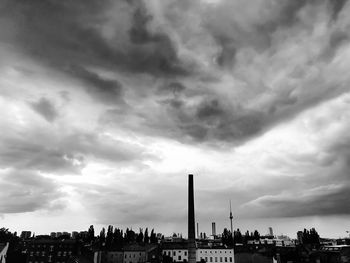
[136,228,144,243]
[150,229,157,244]
[113,228,123,248]
[0,228,20,252]
[234,228,243,244]
[144,228,149,243]
[221,228,233,247]
[88,225,95,242]
[124,228,136,243]
[0,228,11,242]
[253,230,260,240]
[100,228,106,247]
[106,225,114,248]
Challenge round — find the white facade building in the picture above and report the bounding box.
[162,243,234,263]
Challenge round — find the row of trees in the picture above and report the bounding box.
[299,228,320,245]
[221,228,261,247]
[86,225,158,249]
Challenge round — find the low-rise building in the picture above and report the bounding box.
[162,242,188,262]
[23,239,78,263]
[123,244,158,263]
[197,247,234,263]
[312,245,350,263]
[162,242,234,263]
[94,244,158,263]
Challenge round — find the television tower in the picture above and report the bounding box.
[229,200,233,234]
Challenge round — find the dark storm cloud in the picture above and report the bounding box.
[244,184,350,218]
[126,3,189,76]
[328,0,348,20]
[1,0,190,86]
[30,97,58,122]
[0,169,63,213]
[158,82,186,96]
[103,93,266,144]
[320,30,349,60]
[167,97,265,143]
[0,128,153,174]
[77,179,187,226]
[239,124,350,218]
[205,0,309,68]
[65,65,124,105]
[0,135,84,174]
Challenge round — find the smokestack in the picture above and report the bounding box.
[188,174,196,263]
[212,222,216,236]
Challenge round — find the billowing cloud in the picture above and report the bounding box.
[1,0,350,237]
[30,97,58,122]
[0,169,64,213]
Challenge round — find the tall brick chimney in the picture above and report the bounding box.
[188,174,196,263]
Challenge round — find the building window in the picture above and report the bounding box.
[173,252,176,256]
[205,257,208,262]
[229,257,232,262]
[225,257,227,262]
[210,257,213,262]
[178,256,181,261]
[215,258,217,262]
[184,252,187,256]
[220,257,222,262]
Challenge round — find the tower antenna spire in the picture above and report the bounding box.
[229,200,233,234]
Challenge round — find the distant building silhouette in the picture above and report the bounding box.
[268,227,273,237]
[212,223,216,237]
[20,231,32,239]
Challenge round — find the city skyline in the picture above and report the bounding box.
[1,0,350,239]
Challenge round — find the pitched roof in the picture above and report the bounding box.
[162,242,188,250]
[123,244,158,252]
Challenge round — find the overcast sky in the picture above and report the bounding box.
[1,0,350,239]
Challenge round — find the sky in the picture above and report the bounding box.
[1,0,350,239]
